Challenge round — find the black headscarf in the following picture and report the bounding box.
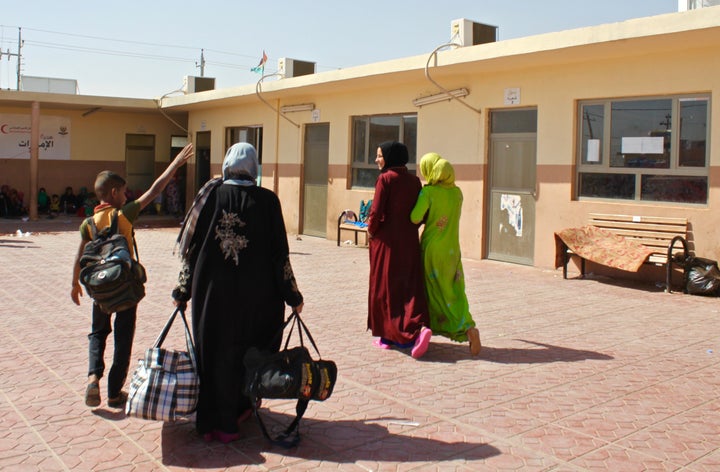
[378,141,409,170]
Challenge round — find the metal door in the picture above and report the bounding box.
[487,109,537,265]
[302,123,329,237]
[125,134,155,195]
[195,131,211,192]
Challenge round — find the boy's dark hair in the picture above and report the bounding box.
[94,171,126,200]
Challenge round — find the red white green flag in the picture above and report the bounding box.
[251,51,268,73]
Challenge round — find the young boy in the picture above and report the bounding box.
[71,143,193,408]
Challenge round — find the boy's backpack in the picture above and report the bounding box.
[79,211,147,313]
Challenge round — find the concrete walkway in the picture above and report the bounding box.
[0,217,718,471]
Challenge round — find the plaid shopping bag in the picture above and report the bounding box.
[126,308,199,421]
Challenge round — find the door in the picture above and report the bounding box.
[195,131,211,193]
[170,135,188,215]
[302,123,329,237]
[125,134,155,197]
[487,109,537,265]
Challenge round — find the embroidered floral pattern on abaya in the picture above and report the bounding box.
[215,210,248,265]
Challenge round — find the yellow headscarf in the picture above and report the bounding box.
[420,152,455,187]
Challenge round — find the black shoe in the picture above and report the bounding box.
[107,391,128,409]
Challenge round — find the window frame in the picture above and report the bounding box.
[225,125,263,164]
[350,113,418,189]
[576,94,710,205]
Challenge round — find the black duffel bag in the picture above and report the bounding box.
[243,310,337,448]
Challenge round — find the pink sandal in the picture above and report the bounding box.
[411,327,432,359]
[373,338,391,349]
[213,430,240,444]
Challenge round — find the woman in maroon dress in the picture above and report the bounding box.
[367,141,432,359]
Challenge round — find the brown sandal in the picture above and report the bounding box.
[467,327,482,356]
[85,381,100,407]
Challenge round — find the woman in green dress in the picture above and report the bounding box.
[410,153,481,356]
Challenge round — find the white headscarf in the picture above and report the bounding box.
[176,142,260,257]
[222,142,258,186]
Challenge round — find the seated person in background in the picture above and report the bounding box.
[38,188,50,214]
[83,193,99,216]
[0,184,9,217]
[9,188,27,217]
[153,192,163,215]
[49,194,61,217]
[60,186,77,215]
[75,187,88,216]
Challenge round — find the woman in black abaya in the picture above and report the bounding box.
[172,142,304,443]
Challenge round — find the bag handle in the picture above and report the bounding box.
[250,309,321,448]
[152,307,198,371]
[280,309,324,359]
[251,397,307,448]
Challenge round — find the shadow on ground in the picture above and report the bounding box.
[159,413,501,468]
[417,338,614,365]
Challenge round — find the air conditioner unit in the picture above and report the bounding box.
[277,58,316,78]
[183,76,216,93]
[20,75,78,94]
[679,0,720,10]
[450,19,498,47]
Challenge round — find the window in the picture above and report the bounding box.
[350,114,417,188]
[226,126,263,164]
[577,95,709,204]
[226,126,264,185]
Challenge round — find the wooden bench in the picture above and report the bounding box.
[560,213,689,292]
[337,210,368,246]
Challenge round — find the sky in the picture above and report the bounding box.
[0,1,679,99]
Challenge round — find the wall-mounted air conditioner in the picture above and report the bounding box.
[278,58,316,78]
[183,76,216,93]
[450,19,498,47]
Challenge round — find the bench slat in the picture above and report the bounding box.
[589,213,688,226]
[590,221,687,234]
[597,231,684,242]
[339,223,368,231]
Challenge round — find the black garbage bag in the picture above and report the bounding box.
[684,256,720,296]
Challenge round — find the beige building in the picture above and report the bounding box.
[0,94,189,211]
[1,7,719,281]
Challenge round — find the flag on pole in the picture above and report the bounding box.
[251,50,268,74]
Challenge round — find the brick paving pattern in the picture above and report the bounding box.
[1,217,718,471]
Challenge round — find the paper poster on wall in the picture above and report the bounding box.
[500,194,523,237]
[0,114,71,160]
[621,136,664,154]
[586,139,600,162]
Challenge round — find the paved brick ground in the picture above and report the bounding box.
[1,216,719,471]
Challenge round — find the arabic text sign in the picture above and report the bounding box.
[0,114,71,160]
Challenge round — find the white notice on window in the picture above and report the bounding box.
[621,137,664,154]
[586,139,600,162]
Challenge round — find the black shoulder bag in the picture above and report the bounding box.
[242,310,337,448]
